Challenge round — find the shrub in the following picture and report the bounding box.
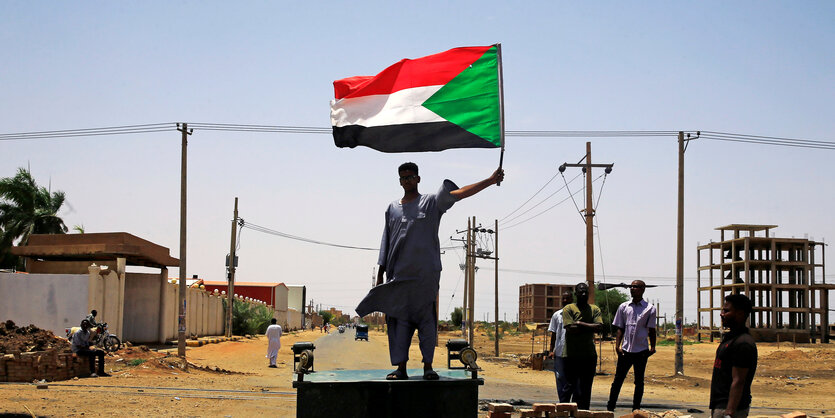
[223,299,275,336]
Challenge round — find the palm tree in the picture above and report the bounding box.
[0,167,68,269]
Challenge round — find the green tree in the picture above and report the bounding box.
[318,310,333,325]
[593,288,629,337]
[0,168,68,270]
[223,299,275,335]
[450,307,463,327]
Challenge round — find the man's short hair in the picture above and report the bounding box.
[725,293,753,318]
[398,162,418,175]
[575,282,589,292]
[271,318,277,324]
[91,310,97,316]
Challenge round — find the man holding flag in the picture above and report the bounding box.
[340,45,507,379]
[357,162,503,380]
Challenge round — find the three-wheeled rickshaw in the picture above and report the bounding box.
[355,324,369,341]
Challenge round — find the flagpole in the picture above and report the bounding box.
[496,43,506,186]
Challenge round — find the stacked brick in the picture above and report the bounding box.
[486,403,616,418]
[0,349,90,382]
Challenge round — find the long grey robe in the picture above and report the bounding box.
[356,180,458,322]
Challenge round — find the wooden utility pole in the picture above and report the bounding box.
[226,197,238,337]
[467,216,476,346]
[176,123,192,360]
[493,219,500,356]
[584,142,595,303]
[559,142,613,304]
[675,131,685,375]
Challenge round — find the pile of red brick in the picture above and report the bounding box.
[487,402,616,418]
[0,349,90,382]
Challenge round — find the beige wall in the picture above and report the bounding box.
[122,272,163,343]
[3,268,273,344]
[286,308,303,331]
[0,272,88,336]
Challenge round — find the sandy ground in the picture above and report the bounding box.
[0,327,833,417]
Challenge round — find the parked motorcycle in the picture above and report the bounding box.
[65,322,122,353]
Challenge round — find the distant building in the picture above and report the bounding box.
[202,281,287,309]
[519,283,574,324]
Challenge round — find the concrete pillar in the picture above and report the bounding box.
[116,258,126,340]
[87,264,100,315]
[158,268,169,343]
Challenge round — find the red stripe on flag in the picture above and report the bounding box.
[333,46,493,100]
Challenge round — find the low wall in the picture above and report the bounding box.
[286,308,303,331]
[0,349,90,382]
[0,273,88,336]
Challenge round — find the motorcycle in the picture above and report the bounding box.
[65,322,122,353]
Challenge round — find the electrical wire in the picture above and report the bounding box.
[561,171,587,224]
[500,181,593,231]
[500,172,583,226]
[241,220,379,251]
[0,123,176,141]
[4,124,833,150]
[498,169,562,222]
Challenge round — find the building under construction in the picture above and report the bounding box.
[697,224,833,343]
[518,283,574,324]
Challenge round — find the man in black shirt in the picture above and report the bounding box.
[710,293,757,418]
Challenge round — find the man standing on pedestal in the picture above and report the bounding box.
[356,162,503,381]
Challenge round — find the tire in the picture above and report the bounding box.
[104,335,121,352]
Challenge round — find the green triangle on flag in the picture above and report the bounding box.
[421,46,501,147]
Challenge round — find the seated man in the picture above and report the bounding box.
[71,319,108,377]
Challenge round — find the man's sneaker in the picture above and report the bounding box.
[89,373,99,378]
[98,372,111,377]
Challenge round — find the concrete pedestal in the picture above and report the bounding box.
[293,368,483,418]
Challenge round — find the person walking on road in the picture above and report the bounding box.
[562,282,603,410]
[356,162,504,381]
[607,280,657,411]
[547,291,574,402]
[265,318,282,368]
[710,293,757,418]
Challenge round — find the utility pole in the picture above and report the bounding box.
[176,123,192,361]
[494,219,500,357]
[226,198,238,337]
[675,131,685,375]
[467,216,476,346]
[559,142,613,304]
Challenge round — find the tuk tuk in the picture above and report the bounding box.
[355,324,369,341]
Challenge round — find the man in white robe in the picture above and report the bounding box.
[265,318,282,368]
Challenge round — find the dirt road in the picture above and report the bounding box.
[1,328,833,417]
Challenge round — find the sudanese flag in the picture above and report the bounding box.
[331,45,503,153]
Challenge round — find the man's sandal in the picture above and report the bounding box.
[423,369,439,380]
[386,369,408,380]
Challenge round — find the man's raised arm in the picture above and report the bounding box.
[450,168,504,200]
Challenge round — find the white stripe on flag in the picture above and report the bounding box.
[330,85,444,128]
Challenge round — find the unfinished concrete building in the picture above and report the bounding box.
[518,283,574,324]
[697,224,833,343]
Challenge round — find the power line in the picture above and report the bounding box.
[241,221,379,251]
[0,123,176,141]
[501,174,603,231]
[4,124,833,150]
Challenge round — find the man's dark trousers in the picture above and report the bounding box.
[564,355,596,410]
[76,348,105,374]
[607,350,649,411]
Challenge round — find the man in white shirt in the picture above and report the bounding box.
[265,318,283,368]
[607,280,657,412]
[547,291,574,402]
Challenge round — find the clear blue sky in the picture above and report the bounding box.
[2,1,833,326]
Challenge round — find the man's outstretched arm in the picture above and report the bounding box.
[450,168,504,200]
